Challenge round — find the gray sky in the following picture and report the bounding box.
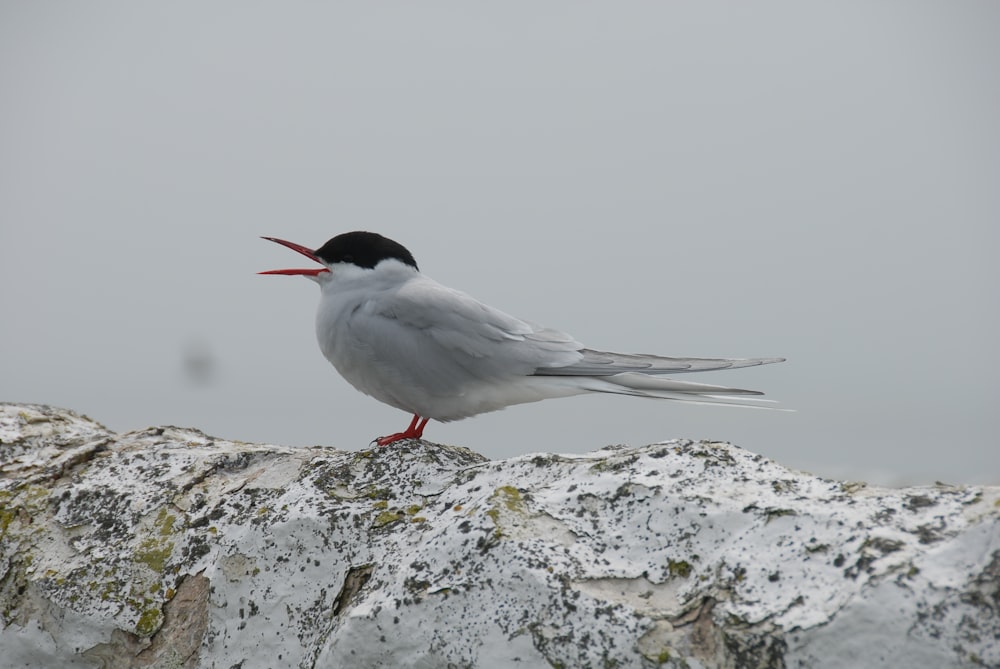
[2,2,998,485]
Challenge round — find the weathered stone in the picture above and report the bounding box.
[1,403,997,668]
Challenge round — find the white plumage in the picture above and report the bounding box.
[262,232,784,445]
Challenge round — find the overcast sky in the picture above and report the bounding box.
[2,2,998,486]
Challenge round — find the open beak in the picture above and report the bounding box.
[259,237,330,276]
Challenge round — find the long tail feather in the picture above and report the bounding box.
[536,350,785,376]
[589,372,789,410]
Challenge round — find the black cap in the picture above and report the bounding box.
[314,232,418,271]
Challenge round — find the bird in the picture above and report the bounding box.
[260,231,785,446]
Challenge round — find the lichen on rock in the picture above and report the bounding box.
[1,403,998,668]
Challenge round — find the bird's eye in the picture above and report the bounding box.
[341,255,354,263]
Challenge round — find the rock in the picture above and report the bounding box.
[0,402,997,669]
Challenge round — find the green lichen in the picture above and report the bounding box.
[640,647,674,665]
[667,560,692,578]
[0,486,50,540]
[156,509,176,535]
[484,487,528,536]
[373,500,389,510]
[99,580,119,602]
[135,608,163,636]
[135,509,177,573]
[373,511,402,528]
[490,486,525,513]
[136,539,172,572]
[0,506,16,540]
[23,486,50,504]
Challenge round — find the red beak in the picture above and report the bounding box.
[259,237,330,276]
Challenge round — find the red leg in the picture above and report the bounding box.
[375,415,430,447]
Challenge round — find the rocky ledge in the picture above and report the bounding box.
[0,403,997,668]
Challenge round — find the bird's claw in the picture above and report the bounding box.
[372,416,429,447]
[373,433,411,448]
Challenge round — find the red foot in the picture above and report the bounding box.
[375,415,429,447]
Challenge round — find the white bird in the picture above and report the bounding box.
[261,232,785,446]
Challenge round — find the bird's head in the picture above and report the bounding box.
[260,231,419,283]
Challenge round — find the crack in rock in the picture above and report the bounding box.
[333,564,374,616]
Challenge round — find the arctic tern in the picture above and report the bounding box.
[261,231,784,446]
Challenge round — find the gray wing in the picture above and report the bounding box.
[368,275,781,388]
[367,276,585,382]
[534,349,786,376]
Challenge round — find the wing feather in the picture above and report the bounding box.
[368,277,584,382]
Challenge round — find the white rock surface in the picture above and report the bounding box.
[1,403,997,668]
